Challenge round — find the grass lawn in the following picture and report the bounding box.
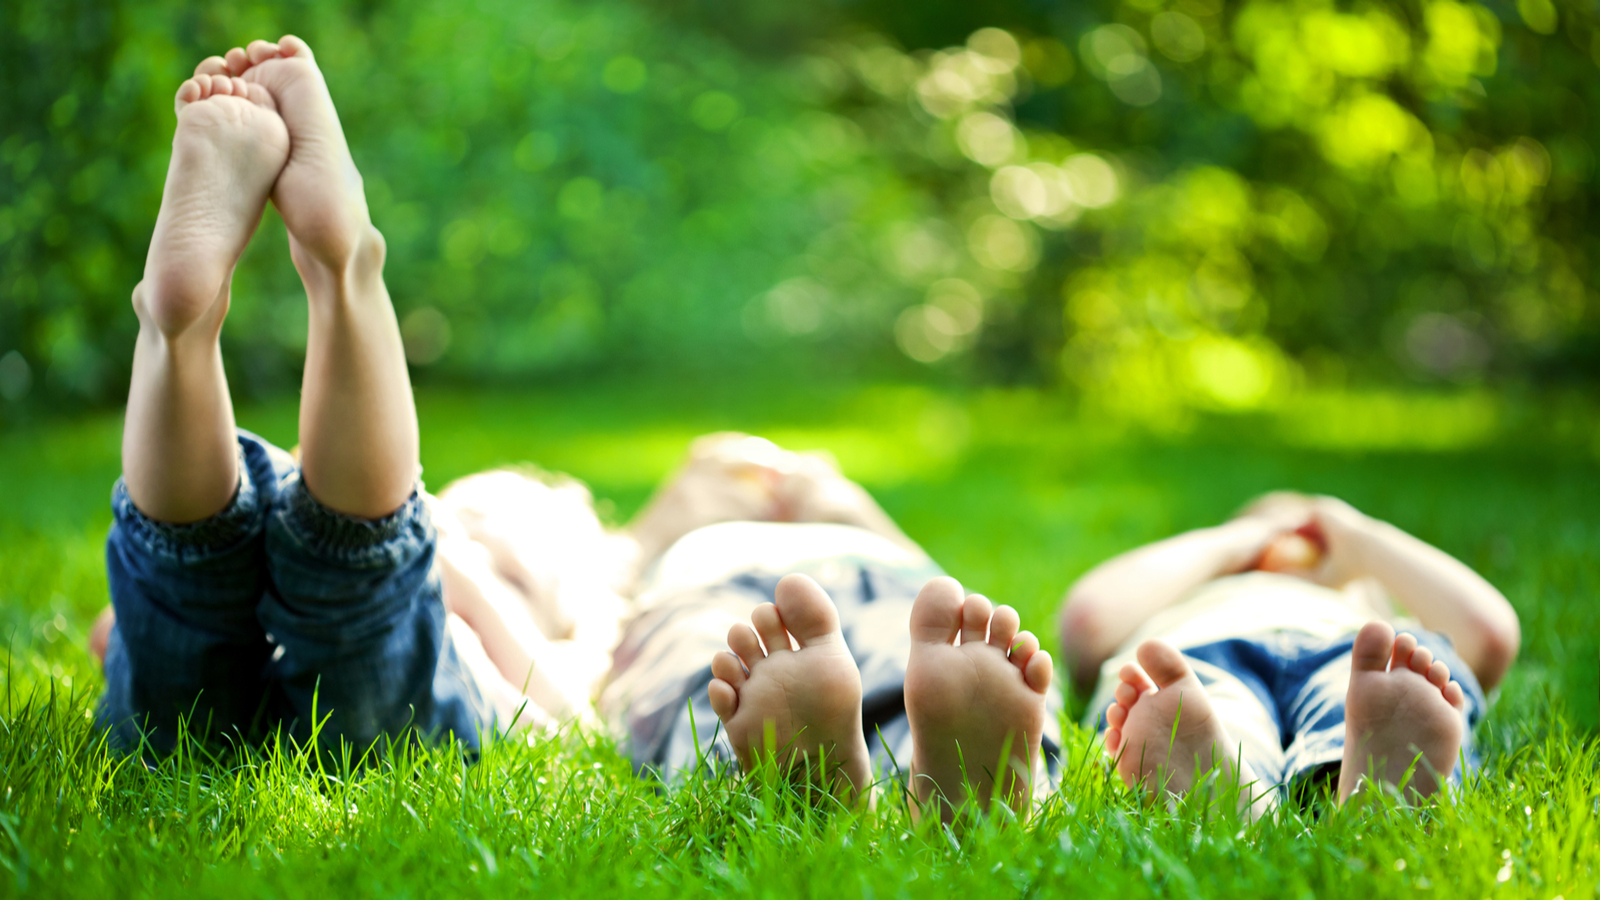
[1,381,1596,898]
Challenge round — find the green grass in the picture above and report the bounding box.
[1,382,1596,898]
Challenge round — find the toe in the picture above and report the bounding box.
[960,594,993,646]
[1391,632,1419,670]
[1114,679,1140,708]
[908,576,964,645]
[728,622,764,666]
[1008,631,1040,672]
[1134,639,1191,689]
[208,75,234,96]
[708,679,738,721]
[230,76,250,97]
[987,604,1021,652]
[1106,702,1127,729]
[772,574,841,647]
[224,47,250,75]
[711,650,747,688]
[1443,680,1467,711]
[277,34,314,59]
[1408,645,1434,675]
[1118,661,1157,695]
[175,78,201,113]
[195,56,229,77]
[246,40,280,64]
[1350,620,1395,673]
[1105,727,1122,754]
[1427,659,1451,688]
[750,603,791,654]
[1024,648,1053,693]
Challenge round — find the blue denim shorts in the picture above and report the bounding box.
[98,430,496,754]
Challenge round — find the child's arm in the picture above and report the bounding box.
[1057,516,1285,689]
[1312,498,1520,691]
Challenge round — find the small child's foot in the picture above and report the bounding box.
[708,574,871,793]
[1105,640,1260,807]
[904,577,1051,820]
[1339,621,1466,802]
[140,73,288,335]
[208,37,377,274]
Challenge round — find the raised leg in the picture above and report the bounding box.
[216,36,416,518]
[123,74,288,522]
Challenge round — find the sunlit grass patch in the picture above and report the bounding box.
[0,383,1595,897]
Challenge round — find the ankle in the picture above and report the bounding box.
[290,223,385,295]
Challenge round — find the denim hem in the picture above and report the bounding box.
[277,475,428,561]
[110,447,260,561]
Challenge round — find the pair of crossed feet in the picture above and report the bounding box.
[1105,621,1469,809]
[142,35,372,337]
[707,574,1053,819]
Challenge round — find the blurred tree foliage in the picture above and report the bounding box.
[2,0,1597,418]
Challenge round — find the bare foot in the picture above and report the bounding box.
[1339,621,1466,802]
[139,72,288,335]
[1105,639,1263,811]
[207,36,378,274]
[904,577,1051,820]
[707,574,870,794]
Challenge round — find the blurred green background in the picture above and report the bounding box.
[4,0,1599,419]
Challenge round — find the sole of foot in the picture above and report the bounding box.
[205,36,377,274]
[139,73,289,336]
[708,574,870,794]
[1105,639,1260,809]
[1339,621,1466,803]
[904,577,1051,821]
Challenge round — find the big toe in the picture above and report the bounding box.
[909,576,965,645]
[1350,620,1396,673]
[1134,639,1191,689]
[772,573,841,646]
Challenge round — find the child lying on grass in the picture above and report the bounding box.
[1061,492,1520,810]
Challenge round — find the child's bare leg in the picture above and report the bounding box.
[123,75,289,522]
[212,37,414,518]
